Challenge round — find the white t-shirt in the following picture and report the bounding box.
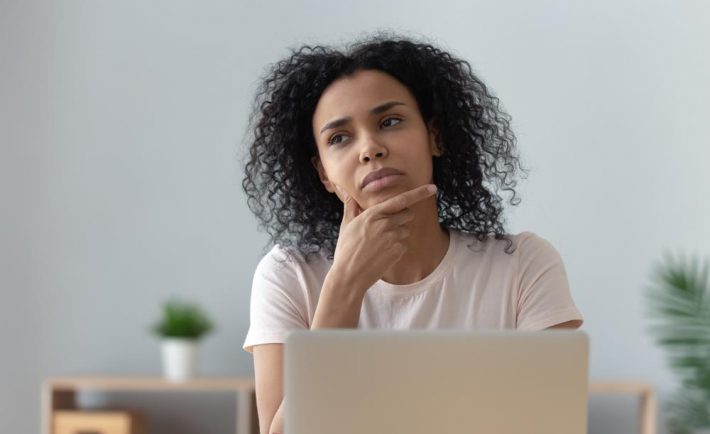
[242,230,584,353]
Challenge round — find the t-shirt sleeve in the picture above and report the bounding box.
[242,248,310,353]
[515,232,584,331]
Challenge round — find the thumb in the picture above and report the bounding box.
[335,184,360,224]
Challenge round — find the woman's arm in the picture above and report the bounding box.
[262,185,437,433]
[253,343,284,434]
[546,320,582,329]
[267,395,285,434]
[259,269,370,434]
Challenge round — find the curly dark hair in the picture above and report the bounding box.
[241,31,529,262]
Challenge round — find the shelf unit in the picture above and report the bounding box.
[42,376,258,434]
[589,382,656,434]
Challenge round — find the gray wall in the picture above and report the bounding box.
[2,1,708,433]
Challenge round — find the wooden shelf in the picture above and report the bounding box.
[42,376,258,434]
[46,376,255,392]
[589,381,656,434]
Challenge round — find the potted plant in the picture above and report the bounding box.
[644,251,710,434]
[150,298,214,382]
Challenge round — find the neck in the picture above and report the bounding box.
[380,196,449,285]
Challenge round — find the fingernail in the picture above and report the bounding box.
[427,184,437,194]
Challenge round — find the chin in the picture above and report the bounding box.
[363,185,409,204]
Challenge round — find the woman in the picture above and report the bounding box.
[241,31,584,434]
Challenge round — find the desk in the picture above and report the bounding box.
[41,377,258,434]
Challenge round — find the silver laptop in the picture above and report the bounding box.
[285,329,589,434]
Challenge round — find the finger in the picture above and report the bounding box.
[372,184,437,216]
[383,207,415,227]
[335,184,361,224]
[395,226,411,239]
[333,183,346,203]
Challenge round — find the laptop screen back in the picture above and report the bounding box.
[285,329,589,434]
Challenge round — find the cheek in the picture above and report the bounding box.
[321,156,355,189]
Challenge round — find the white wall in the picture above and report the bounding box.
[2,1,708,433]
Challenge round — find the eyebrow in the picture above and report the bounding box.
[319,101,406,135]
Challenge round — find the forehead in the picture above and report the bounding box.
[312,69,417,131]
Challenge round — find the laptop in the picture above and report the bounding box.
[285,329,589,434]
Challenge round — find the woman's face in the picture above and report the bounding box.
[311,69,441,210]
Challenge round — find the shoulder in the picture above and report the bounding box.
[255,243,330,277]
[512,231,564,262]
[451,230,564,271]
[256,244,297,270]
[453,230,552,256]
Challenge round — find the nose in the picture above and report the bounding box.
[359,140,388,163]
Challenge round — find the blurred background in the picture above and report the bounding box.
[1,0,708,433]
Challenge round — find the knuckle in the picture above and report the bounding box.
[386,231,397,243]
[375,219,387,233]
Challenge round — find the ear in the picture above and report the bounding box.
[427,119,443,157]
[311,156,336,193]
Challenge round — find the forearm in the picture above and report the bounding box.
[268,398,285,434]
[269,269,367,434]
[311,267,368,329]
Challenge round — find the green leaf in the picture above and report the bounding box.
[150,298,215,339]
[645,251,710,432]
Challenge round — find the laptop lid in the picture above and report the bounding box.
[285,329,589,434]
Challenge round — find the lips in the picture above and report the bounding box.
[361,167,404,189]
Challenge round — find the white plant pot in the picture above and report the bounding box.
[161,338,198,381]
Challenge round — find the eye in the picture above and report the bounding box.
[381,117,402,128]
[326,118,402,146]
[327,133,348,146]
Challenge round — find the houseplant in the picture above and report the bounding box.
[644,251,710,434]
[150,298,214,381]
